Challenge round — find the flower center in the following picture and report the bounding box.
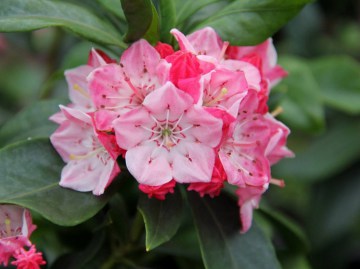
[205,87,228,106]
[0,217,20,238]
[144,110,194,150]
[161,128,172,137]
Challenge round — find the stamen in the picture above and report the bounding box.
[172,125,193,134]
[228,141,257,148]
[218,41,229,61]
[124,77,144,101]
[270,178,285,188]
[150,115,162,128]
[206,87,229,106]
[73,84,90,98]
[141,125,161,134]
[70,147,105,160]
[271,106,283,117]
[165,109,170,129]
[105,96,131,100]
[101,104,126,110]
[5,217,11,236]
[171,112,185,131]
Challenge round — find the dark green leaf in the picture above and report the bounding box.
[0,100,64,148]
[51,230,106,269]
[278,253,312,269]
[258,207,310,252]
[97,0,126,20]
[0,138,114,226]
[275,56,325,133]
[193,0,312,45]
[0,0,126,48]
[188,192,281,269]
[174,0,220,28]
[143,3,160,45]
[310,56,360,114]
[158,0,176,43]
[138,189,183,251]
[121,0,154,43]
[273,116,360,182]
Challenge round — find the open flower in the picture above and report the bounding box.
[50,106,120,195]
[50,49,114,124]
[88,39,171,131]
[113,82,223,186]
[0,205,36,266]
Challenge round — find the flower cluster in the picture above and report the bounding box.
[50,27,293,232]
[0,205,46,268]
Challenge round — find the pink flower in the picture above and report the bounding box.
[200,68,248,118]
[219,90,271,188]
[11,245,46,269]
[170,27,263,93]
[88,39,170,131]
[264,114,294,165]
[50,49,114,124]
[236,185,266,233]
[139,180,176,200]
[226,38,288,87]
[50,106,120,195]
[171,27,226,62]
[0,205,36,266]
[188,158,226,198]
[113,82,223,186]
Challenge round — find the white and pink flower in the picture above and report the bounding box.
[50,26,292,233]
[0,205,42,267]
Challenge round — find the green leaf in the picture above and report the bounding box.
[193,0,312,45]
[121,0,156,43]
[0,138,114,226]
[97,0,126,20]
[258,207,310,253]
[158,0,176,43]
[188,192,281,269]
[310,56,360,114]
[0,0,126,48]
[0,99,64,148]
[273,116,360,182]
[138,189,183,251]
[143,3,160,45]
[275,56,325,133]
[174,0,220,28]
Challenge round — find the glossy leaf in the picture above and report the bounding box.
[275,56,325,133]
[138,189,183,251]
[310,56,360,114]
[188,192,281,269]
[0,138,114,226]
[0,99,64,148]
[174,0,221,27]
[0,0,126,48]
[97,0,126,20]
[259,207,310,252]
[273,116,360,182]
[193,0,312,45]
[158,0,176,43]
[143,3,160,45]
[51,230,106,269]
[121,0,155,43]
